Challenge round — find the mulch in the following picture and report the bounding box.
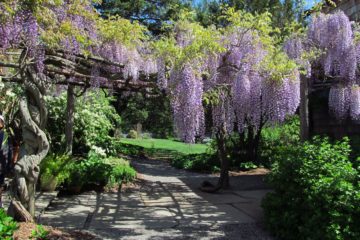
[229,167,270,176]
[13,222,100,240]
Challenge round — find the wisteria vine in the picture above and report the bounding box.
[157,15,301,143]
[285,11,360,121]
[0,0,156,85]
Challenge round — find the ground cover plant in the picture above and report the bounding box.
[39,154,72,192]
[63,150,136,192]
[262,137,360,240]
[39,148,136,193]
[0,209,18,240]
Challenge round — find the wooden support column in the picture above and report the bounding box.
[300,74,310,141]
[65,85,75,154]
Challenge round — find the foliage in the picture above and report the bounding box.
[99,0,193,35]
[116,92,173,138]
[172,153,219,173]
[46,91,121,154]
[0,80,20,124]
[109,141,144,157]
[239,161,258,171]
[262,137,360,240]
[0,209,18,240]
[39,154,72,190]
[107,162,136,188]
[195,0,306,32]
[260,116,300,167]
[127,130,138,139]
[74,150,112,186]
[65,149,136,190]
[31,225,49,240]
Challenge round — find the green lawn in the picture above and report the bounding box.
[120,138,209,155]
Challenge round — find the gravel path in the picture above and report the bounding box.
[39,158,274,240]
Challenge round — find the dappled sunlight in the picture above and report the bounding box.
[39,158,273,239]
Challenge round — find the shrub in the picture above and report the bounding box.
[239,161,258,171]
[262,137,360,240]
[39,154,72,191]
[76,150,112,186]
[46,91,121,155]
[172,153,219,172]
[108,141,143,156]
[0,209,18,240]
[66,150,137,190]
[108,164,136,188]
[127,130,138,139]
[260,116,300,167]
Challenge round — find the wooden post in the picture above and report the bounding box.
[300,75,310,141]
[65,85,75,154]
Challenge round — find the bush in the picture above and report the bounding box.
[0,209,18,240]
[108,141,143,156]
[72,150,112,187]
[66,149,136,191]
[239,161,258,171]
[108,164,136,188]
[39,154,72,191]
[127,130,138,139]
[46,91,121,155]
[260,116,300,167]
[172,153,219,172]
[262,137,360,240]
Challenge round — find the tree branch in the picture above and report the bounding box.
[0,61,20,68]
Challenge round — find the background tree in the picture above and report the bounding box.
[194,0,306,34]
[115,90,173,138]
[99,0,193,35]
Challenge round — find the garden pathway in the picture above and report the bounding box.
[39,158,273,239]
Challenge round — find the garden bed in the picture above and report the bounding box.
[14,222,100,240]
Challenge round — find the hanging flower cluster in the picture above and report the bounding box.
[285,11,360,121]
[157,13,301,143]
[0,0,156,84]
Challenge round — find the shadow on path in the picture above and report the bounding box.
[39,158,273,240]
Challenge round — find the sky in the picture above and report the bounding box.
[193,0,323,10]
[305,0,322,9]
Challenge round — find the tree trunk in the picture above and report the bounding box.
[243,121,264,165]
[65,85,75,154]
[200,126,229,193]
[10,68,49,218]
[7,200,33,222]
[216,127,229,189]
[246,127,256,162]
[300,75,310,142]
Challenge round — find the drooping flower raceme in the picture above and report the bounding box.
[285,11,360,122]
[170,65,205,143]
[0,0,155,85]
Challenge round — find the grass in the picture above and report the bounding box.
[119,138,209,155]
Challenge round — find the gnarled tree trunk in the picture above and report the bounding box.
[216,126,230,189]
[200,125,229,193]
[10,68,49,218]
